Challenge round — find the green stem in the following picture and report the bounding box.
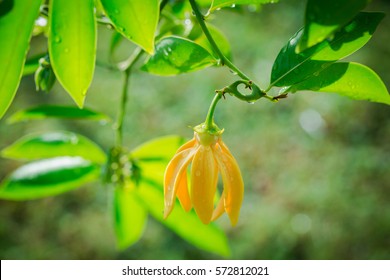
[205,93,222,129]
[115,49,143,146]
[189,0,250,81]
[114,0,170,147]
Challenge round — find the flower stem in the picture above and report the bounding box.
[204,93,222,130]
[189,0,250,81]
[115,49,143,147]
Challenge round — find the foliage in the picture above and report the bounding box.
[0,0,389,257]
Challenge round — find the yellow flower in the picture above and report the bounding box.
[164,125,244,226]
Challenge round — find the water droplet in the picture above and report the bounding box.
[118,27,125,32]
[114,9,119,14]
[64,48,69,53]
[230,4,236,8]
[313,72,319,77]
[195,171,201,177]
[54,36,62,43]
[247,101,255,104]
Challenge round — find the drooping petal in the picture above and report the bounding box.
[211,191,225,221]
[164,147,196,218]
[213,142,244,226]
[175,165,192,212]
[191,146,218,224]
[177,137,197,153]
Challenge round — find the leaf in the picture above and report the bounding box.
[7,105,110,124]
[100,0,159,54]
[113,184,147,250]
[0,0,42,118]
[131,135,185,162]
[138,179,231,257]
[299,0,370,51]
[0,157,100,200]
[2,131,107,164]
[49,0,96,108]
[141,36,217,76]
[194,24,232,60]
[288,62,390,105]
[197,0,279,11]
[270,12,384,88]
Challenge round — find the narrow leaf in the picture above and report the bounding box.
[49,0,96,107]
[2,131,107,164]
[0,157,100,200]
[288,62,390,105]
[270,12,384,87]
[7,105,110,124]
[0,0,42,118]
[141,36,217,76]
[100,0,159,54]
[114,184,147,250]
[196,0,279,11]
[299,0,370,51]
[138,179,231,257]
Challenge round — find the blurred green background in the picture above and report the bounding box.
[1,0,389,259]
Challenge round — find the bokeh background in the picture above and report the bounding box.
[1,0,389,259]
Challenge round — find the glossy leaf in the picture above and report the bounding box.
[49,0,96,107]
[270,12,384,87]
[114,184,147,250]
[2,131,107,164]
[299,0,370,51]
[288,63,390,105]
[0,157,100,200]
[100,0,159,54]
[138,179,230,257]
[7,105,110,124]
[141,36,217,76]
[194,24,232,60]
[0,0,42,118]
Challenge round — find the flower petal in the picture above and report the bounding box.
[164,147,196,219]
[213,142,244,226]
[211,191,225,221]
[191,146,218,224]
[177,137,197,153]
[176,166,192,212]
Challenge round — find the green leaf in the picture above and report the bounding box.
[197,0,278,11]
[270,12,384,87]
[49,0,96,108]
[0,157,100,200]
[113,184,147,250]
[288,62,390,105]
[0,0,42,118]
[7,105,110,124]
[2,131,107,164]
[131,135,185,162]
[194,24,232,60]
[141,36,217,76]
[299,0,370,51]
[138,179,230,257]
[100,0,159,54]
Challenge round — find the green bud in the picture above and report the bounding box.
[34,55,56,92]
